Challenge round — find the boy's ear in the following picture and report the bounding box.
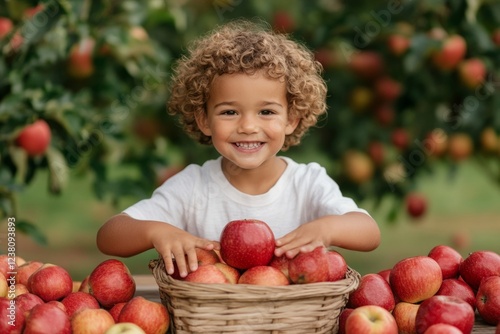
[195,112,212,136]
[285,116,300,135]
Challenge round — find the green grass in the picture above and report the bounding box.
[3,159,500,280]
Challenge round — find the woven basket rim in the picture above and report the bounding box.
[149,258,360,300]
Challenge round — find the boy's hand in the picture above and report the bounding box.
[274,220,327,259]
[151,226,219,278]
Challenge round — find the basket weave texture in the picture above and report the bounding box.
[150,258,360,334]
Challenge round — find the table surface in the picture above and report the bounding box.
[132,275,497,334]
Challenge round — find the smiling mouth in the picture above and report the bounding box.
[234,142,263,149]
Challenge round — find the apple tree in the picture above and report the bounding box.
[1,0,500,243]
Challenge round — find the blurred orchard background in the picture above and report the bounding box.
[1,0,500,280]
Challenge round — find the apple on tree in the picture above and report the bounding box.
[15,120,52,156]
[219,219,275,270]
[405,192,427,219]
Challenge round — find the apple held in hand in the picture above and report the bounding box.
[427,245,463,279]
[476,275,500,325]
[326,249,348,281]
[459,250,500,291]
[27,263,73,302]
[345,304,398,334]
[220,219,275,270]
[347,273,395,312]
[238,266,289,286]
[88,259,136,308]
[390,256,442,303]
[288,246,330,284]
[415,295,474,334]
[118,296,170,334]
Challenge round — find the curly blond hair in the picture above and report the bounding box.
[167,19,327,150]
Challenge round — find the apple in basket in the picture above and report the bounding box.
[220,219,275,270]
[288,246,330,283]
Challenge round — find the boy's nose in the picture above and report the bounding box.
[237,114,258,134]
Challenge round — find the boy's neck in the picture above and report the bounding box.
[220,156,287,195]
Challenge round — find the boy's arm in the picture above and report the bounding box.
[96,213,218,277]
[274,212,380,258]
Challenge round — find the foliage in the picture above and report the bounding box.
[1,0,500,243]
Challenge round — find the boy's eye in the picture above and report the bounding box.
[221,110,237,115]
[260,109,274,115]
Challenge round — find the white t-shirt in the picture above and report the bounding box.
[123,156,368,241]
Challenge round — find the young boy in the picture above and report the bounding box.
[96,20,380,278]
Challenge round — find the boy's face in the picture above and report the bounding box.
[197,71,299,171]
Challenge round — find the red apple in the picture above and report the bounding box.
[349,51,384,79]
[476,275,500,325]
[15,261,43,286]
[67,37,95,79]
[496,322,500,334]
[288,246,330,284]
[105,322,146,334]
[338,308,354,334]
[345,305,398,334]
[374,104,395,126]
[88,259,136,309]
[435,278,476,310]
[0,273,7,298]
[423,323,463,334]
[1,293,45,333]
[15,120,51,156]
[458,58,487,89]
[374,76,402,102]
[79,275,90,293]
[71,308,115,334]
[272,11,294,34]
[219,219,275,270]
[0,17,13,39]
[392,128,410,151]
[10,283,29,298]
[214,262,240,284]
[387,34,411,56]
[268,255,291,281]
[392,301,420,334]
[377,269,391,284]
[431,34,467,70]
[61,291,100,318]
[347,273,395,312]
[415,295,474,334]
[390,256,442,303]
[169,247,221,279]
[367,141,385,166]
[183,263,229,284]
[326,250,348,281]
[314,47,336,69]
[406,193,427,219]
[425,128,448,158]
[108,302,126,322]
[238,266,289,286]
[427,245,463,279]
[459,250,500,291]
[24,302,71,334]
[118,296,170,334]
[27,263,73,302]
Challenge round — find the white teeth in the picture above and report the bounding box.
[235,142,261,149]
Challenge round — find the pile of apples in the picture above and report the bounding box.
[0,256,169,334]
[168,219,349,285]
[340,245,500,334]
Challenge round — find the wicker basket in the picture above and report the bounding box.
[149,258,360,334]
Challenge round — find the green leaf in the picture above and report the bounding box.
[15,220,48,246]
